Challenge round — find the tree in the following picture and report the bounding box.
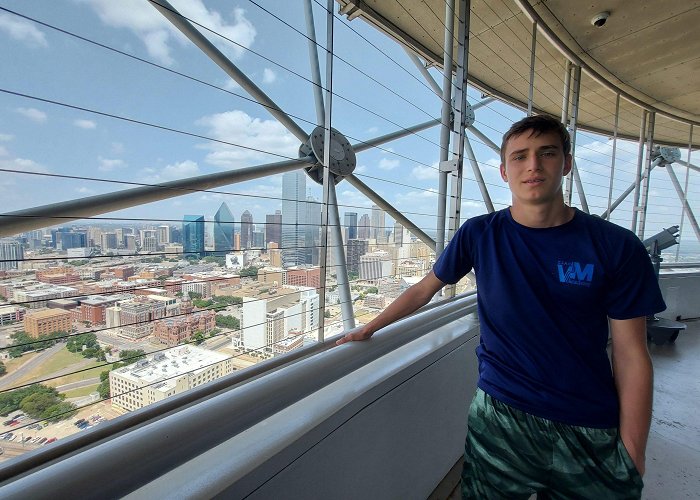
[191,331,206,345]
[188,291,202,300]
[239,266,259,278]
[215,315,240,330]
[348,271,359,281]
[366,287,379,294]
[324,310,331,318]
[97,371,111,399]
[119,349,146,365]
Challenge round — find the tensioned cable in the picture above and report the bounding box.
[2,243,446,309]
[246,0,451,108]
[143,0,444,126]
[0,256,452,371]
[0,167,455,219]
[0,7,457,171]
[0,320,335,429]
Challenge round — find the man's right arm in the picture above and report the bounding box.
[335,271,447,345]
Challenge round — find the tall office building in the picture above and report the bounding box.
[281,171,306,267]
[213,202,235,253]
[346,239,369,274]
[100,233,118,251]
[240,210,253,250]
[265,210,282,247]
[344,212,358,241]
[305,196,321,265]
[182,215,205,258]
[358,214,371,240]
[0,239,24,271]
[371,205,386,243]
[157,225,171,245]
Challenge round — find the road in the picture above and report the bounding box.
[56,377,100,392]
[0,344,64,391]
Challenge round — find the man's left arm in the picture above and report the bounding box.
[610,316,653,476]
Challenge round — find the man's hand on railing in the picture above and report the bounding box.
[335,272,446,347]
[336,325,375,345]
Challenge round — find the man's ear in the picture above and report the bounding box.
[563,154,573,176]
[500,163,508,182]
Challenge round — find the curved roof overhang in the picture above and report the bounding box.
[337,0,700,148]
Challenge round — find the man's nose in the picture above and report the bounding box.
[526,155,542,171]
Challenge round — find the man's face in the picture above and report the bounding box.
[499,130,572,206]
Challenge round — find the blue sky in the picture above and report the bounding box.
[0,0,698,251]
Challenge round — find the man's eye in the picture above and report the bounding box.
[539,151,555,157]
[512,155,525,161]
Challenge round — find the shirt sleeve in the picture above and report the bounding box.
[432,220,474,285]
[605,234,667,319]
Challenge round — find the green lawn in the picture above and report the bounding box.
[12,348,106,388]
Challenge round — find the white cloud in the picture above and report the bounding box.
[378,158,399,171]
[355,164,367,174]
[0,157,50,189]
[0,146,8,157]
[111,142,125,154]
[76,186,96,194]
[140,160,200,183]
[16,107,47,123]
[222,78,241,91]
[0,157,49,174]
[74,119,97,129]
[410,162,439,181]
[196,109,299,168]
[80,0,256,66]
[366,126,379,134]
[0,134,14,142]
[262,68,276,84]
[98,157,126,172]
[0,12,48,47]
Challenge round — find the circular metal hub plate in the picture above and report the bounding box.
[300,126,356,184]
[659,146,681,164]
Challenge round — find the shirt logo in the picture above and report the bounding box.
[557,261,594,287]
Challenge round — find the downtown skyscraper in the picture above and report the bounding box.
[265,210,282,247]
[183,215,205,258]
[240,210,253,250]
[213,203,235,253]
[281,171,306,267]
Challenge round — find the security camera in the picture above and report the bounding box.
[591,11,610,27]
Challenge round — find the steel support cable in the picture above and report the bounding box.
[0,6,470,165]
[0,262,458,397]
[0,321,331,431]
[0,298,330,394]
[473,103,649,175]
[1,5,506,167]
[0,256,459,365]
[512,0,700,129]
[2,239,447,311]
[248,0,449,107]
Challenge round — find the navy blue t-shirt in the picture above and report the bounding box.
[433,208,666,428]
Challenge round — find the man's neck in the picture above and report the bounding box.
[509,201,574,228]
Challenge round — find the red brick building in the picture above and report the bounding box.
[153,310,216,347]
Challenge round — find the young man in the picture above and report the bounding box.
[336,115,665,498]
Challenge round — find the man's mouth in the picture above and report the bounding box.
[524,178,544,184]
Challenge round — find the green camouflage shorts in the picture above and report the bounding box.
[462,389,643,499]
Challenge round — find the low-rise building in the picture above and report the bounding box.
[24,309,72,338]
[363,293,386,309]
[109,345,234,412]
[0,305,25,326]
[153,310,216,347]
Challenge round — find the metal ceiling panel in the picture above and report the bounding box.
[337,0,700,147]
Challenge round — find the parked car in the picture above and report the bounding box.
[38,437,47,445]
[45,437,57,444]
[74,419,86,427]
[11,414,22,420]
[2,420,13,426]
[2,433,13,441]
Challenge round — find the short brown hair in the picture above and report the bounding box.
[500,115,571,164]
